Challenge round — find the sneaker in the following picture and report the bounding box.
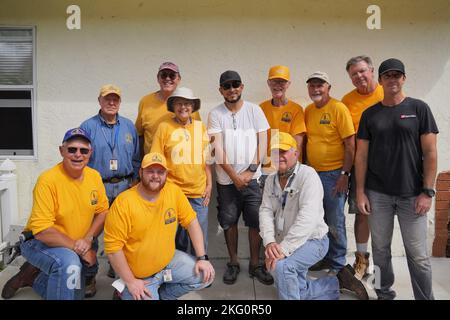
[249,264,274,285]
[223,262,240,285]
[84,276,97,298]
[309,259,331,271]
[353,252,370,280]
[337,264,369,300]
[107,265,116,279]
[1,262,40,299]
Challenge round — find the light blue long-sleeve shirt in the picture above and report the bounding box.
[80,112,140,181]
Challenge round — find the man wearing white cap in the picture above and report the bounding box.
[304,71,355,274]
[135,62,201,157]
[104,152,214,300]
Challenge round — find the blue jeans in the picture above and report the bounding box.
[318,169,347,271]
[367,189,434,300]
[104,179,131,205]
[120,250,210,300]
[20,239,92,300]
[176,197,209,255]
[272,236,340,300]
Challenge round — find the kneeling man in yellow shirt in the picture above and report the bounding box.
[104,152,215,300]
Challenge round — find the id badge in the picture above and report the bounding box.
[110,159,118,171]
[163,269,172,282]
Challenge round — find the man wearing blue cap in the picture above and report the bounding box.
[1,128,109,300]
[355,58,439,300]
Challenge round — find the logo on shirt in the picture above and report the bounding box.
[281,112,292,123]
[164,208,176,225]
[90,190,99,205]
[400,114,417,119]
[125,133,133,144]
[319,113,331,124]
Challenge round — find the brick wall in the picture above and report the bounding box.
[432,171,450,257]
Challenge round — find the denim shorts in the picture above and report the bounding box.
[216,179,262,230]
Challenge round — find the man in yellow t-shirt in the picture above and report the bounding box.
[259,65,306,182]
[342,55,383,280]
[104,152,214,300]
[135,62,201,157]
[304,71,355,274]
[1,128,109,300]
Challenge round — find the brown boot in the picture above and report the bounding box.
[337,264,369,300]
[1,262,40,299]
[84,276,97,298]
[353,252,370,280]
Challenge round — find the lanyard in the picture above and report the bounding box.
[101,122,120,156]
[273,172,296,211]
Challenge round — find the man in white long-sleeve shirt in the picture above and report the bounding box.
[259,132,368,300]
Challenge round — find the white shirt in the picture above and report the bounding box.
[259,162,329,257]
[207,101,270,185]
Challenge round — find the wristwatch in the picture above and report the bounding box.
[340,170,351,177]
[196,254,209,261]
[247,164,259,173]
[422,188,436,198]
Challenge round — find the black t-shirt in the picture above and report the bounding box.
[357,97,439,197]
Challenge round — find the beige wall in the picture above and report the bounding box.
[1,0,449,255]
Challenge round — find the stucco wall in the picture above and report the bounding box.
[1,0,449,256]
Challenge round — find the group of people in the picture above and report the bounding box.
[1,56,438,301]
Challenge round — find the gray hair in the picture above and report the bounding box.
[346,55,374,71]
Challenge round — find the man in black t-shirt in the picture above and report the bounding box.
[355,58,438,300]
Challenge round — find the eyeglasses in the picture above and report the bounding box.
[173,101,194,108]
[159,71,178,80]
[269,79,288,86]
[381,72,404,80]
[221,81,241,90]
[67,147,90,155]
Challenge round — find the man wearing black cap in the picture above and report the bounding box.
[207,70,273,286]
[1,128,109,300]
[355,58,439,300]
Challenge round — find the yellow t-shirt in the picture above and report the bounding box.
[151,119,209,198]
[135,92,201,154]
[104,183,196,278]
[341,84,384,132]
[305,98,355,171]
[25,163,109,239]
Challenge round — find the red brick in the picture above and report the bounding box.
[432,235,448,257]
[437,171,450,181]
[435,200,450,210]
[436,191,450,201]
[435,209,449,219]
[436,180,450,191]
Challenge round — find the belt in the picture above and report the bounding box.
[103,174,133,184]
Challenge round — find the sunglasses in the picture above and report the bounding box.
[67,147,90,155]
[159,71,178,80]
[221,81,241,90]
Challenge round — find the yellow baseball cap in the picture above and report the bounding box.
[141,152,169,170]
[270,132,297,151]
[268,65,290,81]
[99,84,121,98]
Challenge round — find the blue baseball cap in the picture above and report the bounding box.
[62,127,91,144]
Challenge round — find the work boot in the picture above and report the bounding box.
[223,262,240,285]
[309,259,331,271]
[1,262,40,299]
[84,276,97,298]
[249,264,274,285]
[337,264,369,300]
[353,252,370,280]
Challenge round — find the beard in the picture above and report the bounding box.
[224,94,241,104]
[141,177,166,193]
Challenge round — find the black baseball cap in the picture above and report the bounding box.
[378,58,405,77]
[219,70,241,86]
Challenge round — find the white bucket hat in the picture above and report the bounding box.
[167,87,201,113]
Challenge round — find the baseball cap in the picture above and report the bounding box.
[268,65,290,81]
[158,62,180,74]
[306,71,330,84]
[62,127,91,144]
[141,152,169,170]
[167,87,201,113]
[219,70,242,86]
[270,132,297,151]
[99,84,121,98]
[378,58,405,76]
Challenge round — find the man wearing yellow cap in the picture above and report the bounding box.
[259,132,368,300]
[104,152,214,300]
[259,65,306,182]
[80,84,141,287]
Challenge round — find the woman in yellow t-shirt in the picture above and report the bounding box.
[151,87,212,255]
